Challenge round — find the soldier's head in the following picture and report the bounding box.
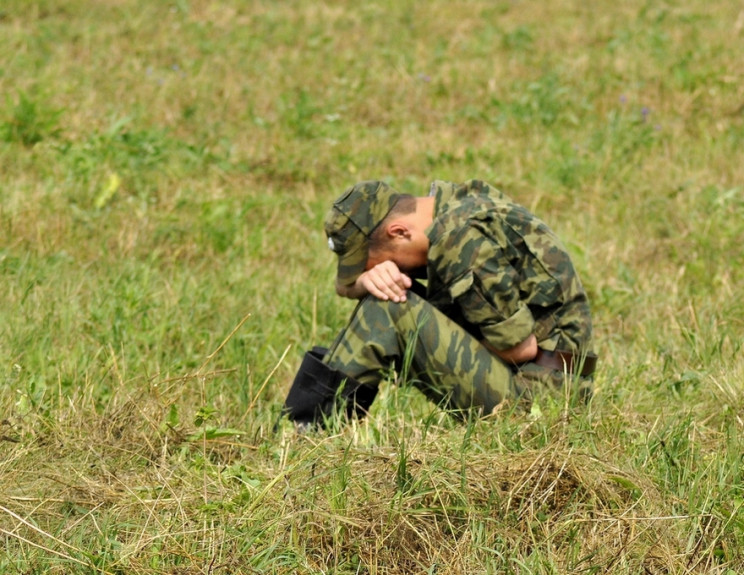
[325,181,427,285]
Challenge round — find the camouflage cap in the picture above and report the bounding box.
[324,181,401,285]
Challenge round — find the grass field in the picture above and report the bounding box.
[2,0,743,573]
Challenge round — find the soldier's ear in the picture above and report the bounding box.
[386,222,411,240]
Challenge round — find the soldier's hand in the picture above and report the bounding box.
[357,260,412,302]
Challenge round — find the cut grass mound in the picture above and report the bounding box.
[284,441,723,573]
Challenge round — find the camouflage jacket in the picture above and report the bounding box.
[425,180,593,354]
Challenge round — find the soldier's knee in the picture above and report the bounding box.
[356,296,395,324]
[358,291,426,321]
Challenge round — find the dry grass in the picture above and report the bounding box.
[3,371,742,573]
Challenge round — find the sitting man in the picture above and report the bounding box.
[283,179,596,427]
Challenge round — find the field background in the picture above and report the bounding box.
[1,0,743,573]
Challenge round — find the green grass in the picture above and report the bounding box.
[1,0,743,573]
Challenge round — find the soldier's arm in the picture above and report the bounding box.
[336,261,412,302]
[433,229,537,361]
[335,278,366,299]
[481,334,537,364]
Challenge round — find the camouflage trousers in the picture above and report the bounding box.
[325,291,591,416]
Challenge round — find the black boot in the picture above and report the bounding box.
[282,347,378,429]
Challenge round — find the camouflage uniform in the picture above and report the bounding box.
[323,179,594,416]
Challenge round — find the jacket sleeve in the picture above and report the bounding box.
[439,225,535,350]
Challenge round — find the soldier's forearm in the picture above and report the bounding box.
[335,278,367,299]
[481,333,538,365]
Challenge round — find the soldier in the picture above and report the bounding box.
[282,179,596,427]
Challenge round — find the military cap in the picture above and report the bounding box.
[324,181,401,285]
